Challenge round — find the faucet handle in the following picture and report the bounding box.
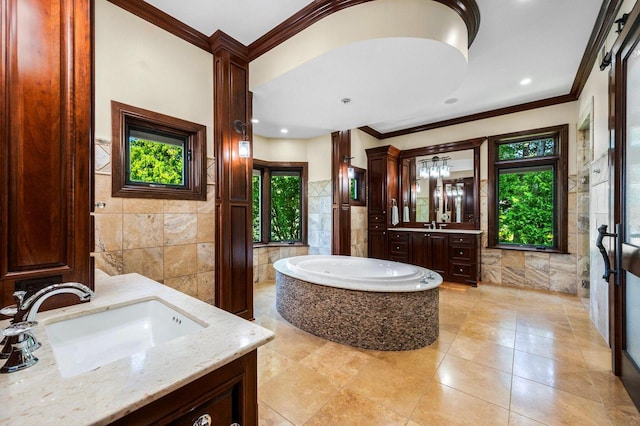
[0,305,17,318]
[12,291,26,308]
[0,321,39,374]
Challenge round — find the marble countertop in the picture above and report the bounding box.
[0,273,274,425]
[389,227,483,235]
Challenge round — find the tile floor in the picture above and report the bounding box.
[253,281,640,425]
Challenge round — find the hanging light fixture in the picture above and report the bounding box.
[430,157,440,178]
[440,158,450,178]
[418,160,428,179]
[233,120,251,158]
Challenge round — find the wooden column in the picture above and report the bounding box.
[211,32,253,320]
[331,130,351,255]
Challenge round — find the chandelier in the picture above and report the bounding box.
[418,156,451,179]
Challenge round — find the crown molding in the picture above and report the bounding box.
[106,0,211,52]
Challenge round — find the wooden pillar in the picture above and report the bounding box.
[331,130,352,255]
[211,32,253,320]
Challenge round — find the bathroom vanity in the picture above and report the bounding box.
[0,273,274,425]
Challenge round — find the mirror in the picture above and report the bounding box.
[399,138,482,229]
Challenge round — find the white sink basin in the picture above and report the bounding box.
[44,299,205,378]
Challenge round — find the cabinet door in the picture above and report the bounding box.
[369,230,388,260]
[0,0,92,306]
[367,156,387,214]
[409,233,430,268]
[428,234,449,277]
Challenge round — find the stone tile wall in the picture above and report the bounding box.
[253,245,309,283]
[351,206,368,257]
[480,175,581,295]
[308,180,332,255]
[92,139,216,304]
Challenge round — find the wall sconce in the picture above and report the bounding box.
[343,155,355,179]
[420,156,450,179]
[233,120,251,158]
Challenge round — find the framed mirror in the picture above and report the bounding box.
[399,138,483,229]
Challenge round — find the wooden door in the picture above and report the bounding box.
[612,2,640,408]
[428,234,448,277]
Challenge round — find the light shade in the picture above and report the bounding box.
[347,166,355,179]
[238,140,251,158]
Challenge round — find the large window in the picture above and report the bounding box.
[488,125,568,252]
[253,160,308,245]
[111,101,206,200]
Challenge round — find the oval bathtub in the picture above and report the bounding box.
[273,255,442,351]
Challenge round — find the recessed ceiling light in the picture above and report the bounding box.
[341,97,351,104]
[444,98,458,104]
[520,77,532,86]
[251,118,259,124]
[280,128,288,134]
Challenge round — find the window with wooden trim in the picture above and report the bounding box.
[111,101,206,200]
[488,124,568,252]
[252,160,308,245]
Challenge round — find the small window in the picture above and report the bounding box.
[253,160,308,245]
[111,101,206,200]
[488,125,568,252]
[349,166,366,206]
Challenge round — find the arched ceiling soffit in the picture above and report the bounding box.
[250,0,473,138]
[248,0,480,61]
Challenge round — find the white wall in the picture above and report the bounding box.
[94,0,214,153]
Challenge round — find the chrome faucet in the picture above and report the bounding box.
[0,282,93,373]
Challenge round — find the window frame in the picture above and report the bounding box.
[111,101,207,201]
[349,166,367,206]
[253,159,308,246]
[487,124,568,253]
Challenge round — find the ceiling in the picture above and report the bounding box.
[144,0,605,139]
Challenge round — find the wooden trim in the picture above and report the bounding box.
[332,130,352,255]
[249,0,480,60]
[106,0,211,52]
[486,124,569,252]
[349,166,367,206]
[110,101,207,201]
[398,137,484,159]
[570,0,625,98]
[358,126,385,139]
[210,30,248,61]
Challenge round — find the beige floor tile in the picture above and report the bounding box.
[428,329,456,353]
[448,334,514,373]
[590,371,638,408]
[258,347,295,385]
[306,388,408,426]
[607,404,640,425]
[299,341,373,385]
[411,381,509,425]
[258,402,294,426]
[582,346,612,372]
[433,355,512,408]
[515,317,577,343]
[370,345,445,378]
[508,412,545,425]
[263,321,326,361]
[514,332,587,368]
[470,306,518,331]
[259,364,339,425]
[344,357,430,418]
[458,321,516,348]
[510,376,611,425]
[513,350,600,401]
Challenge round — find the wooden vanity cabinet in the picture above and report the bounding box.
[0,0,93,307]
[408,232,449,277]
[448,234,481,286]
[112,351,257,426]
[389,231,409,263]
[366,146,399,260]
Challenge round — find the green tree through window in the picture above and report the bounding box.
[129,138,184,185]
[270,173,301,242]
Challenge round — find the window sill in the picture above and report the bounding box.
[253,242,309,248]
[488,243,568,254]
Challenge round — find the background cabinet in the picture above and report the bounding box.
[366,146,399,259]
[0,0,93,307]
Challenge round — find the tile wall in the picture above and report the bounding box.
[253,246,310,283]
[92,139,217,304]
[308,180,332,255]
[351,206,368,257]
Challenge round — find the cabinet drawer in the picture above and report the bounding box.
[389,232,408,242]
[451,246,473,261]
[370,222,386,231]
[450,262,474,279]
[389,254,409,263]
[449,235,473,246]
[369,214,386,224]
[390,242,408,254]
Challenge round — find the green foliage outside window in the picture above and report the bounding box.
[270,174,301,242]
[252,174,261,242]
[129,137,184,185]
[498,138,555,161]
[498,168,554,246]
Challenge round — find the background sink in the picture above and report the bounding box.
[45,299,205,378]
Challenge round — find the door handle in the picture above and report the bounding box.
[596,224,618,282]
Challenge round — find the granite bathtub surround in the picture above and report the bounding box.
[351,206,368,257]
[253,245,309,283]
[0,273,274,424]
[308,180,332,255]
[92,139,217,304]
[275,274,439,350]
[479,177,580,295]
